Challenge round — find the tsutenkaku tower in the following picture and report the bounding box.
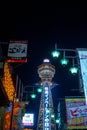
[37,59,56,130]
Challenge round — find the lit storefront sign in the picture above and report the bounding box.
[7,40,28,63]
[22,113,34,126]
[44,84,50,130]
[65,98,87,129]
[77,49,87,104]
[2,62,16,101]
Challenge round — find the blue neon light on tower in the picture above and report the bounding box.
[37,59,56,130]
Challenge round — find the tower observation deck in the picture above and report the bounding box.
[37,59,56,130]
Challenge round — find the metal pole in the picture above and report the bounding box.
[21,83,23,101]
[16,75,18,98]
[55,43,57,50]
[9,93,15,130]
[18,79,21,101]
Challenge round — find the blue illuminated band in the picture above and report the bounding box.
[44,84,50,130]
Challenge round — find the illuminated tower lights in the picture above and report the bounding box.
[37,59,56,130]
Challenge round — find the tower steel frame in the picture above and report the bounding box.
[37,59,56,130]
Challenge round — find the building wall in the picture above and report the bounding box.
[0,107,6,130]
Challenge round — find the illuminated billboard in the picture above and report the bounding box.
[65,98,87,129]
[77,49,87,104]
[7,40,28,63]
[22,113,34,126]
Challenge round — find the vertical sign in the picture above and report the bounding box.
[7,40,28,63]
[44,83,50,130]
[77,49,87,104]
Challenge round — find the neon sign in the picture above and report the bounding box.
[44,84,50,129]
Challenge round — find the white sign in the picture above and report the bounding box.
[8,43,27,57]
[78,49,87,104]
[69,105,87,118]
[22,113,34,126]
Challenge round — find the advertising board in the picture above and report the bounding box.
[22,113,34,126]
[65,98,87,129]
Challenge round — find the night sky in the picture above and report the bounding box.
[0,4,87,129]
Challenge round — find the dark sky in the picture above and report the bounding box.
[0,4,87,97]
[0,4,87,128]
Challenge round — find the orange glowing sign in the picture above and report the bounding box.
[2,62,16,101]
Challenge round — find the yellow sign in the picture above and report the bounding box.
[65,98,87,129]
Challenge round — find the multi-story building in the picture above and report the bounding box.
[0,44,25,130]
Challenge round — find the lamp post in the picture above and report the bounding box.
[21,84,42,102]
[51,44,78,74]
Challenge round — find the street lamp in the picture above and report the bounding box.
[51,114,55,118]
[30,87,42,98]
[69,58,78,74]
[30,93,36,99]
[55,119,60,124]
[51,50,60,58]
[51,44,60,58]
[51,43,78,74]
[22,85,42,101]
[60,51,69,66]
[37,87,42,93]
